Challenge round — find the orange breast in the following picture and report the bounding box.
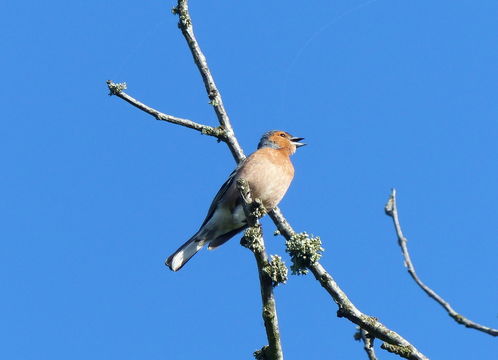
[236,148,294,209]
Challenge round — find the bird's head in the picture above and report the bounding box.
[257,130,305,155]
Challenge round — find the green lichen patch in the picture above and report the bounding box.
[200,126,225,139]
[381,343,414,358]
[253,345,269,360]
[285,232,323,275]
[263,255,288,286]
[241,226,264,252]
[106,80,127,95]
[250,199,267,219]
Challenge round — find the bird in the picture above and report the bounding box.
[166,130,305,271]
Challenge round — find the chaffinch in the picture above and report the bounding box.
[166,130,305,271]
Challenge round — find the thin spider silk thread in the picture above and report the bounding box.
[112,18,167,82]
[279,0,380,117]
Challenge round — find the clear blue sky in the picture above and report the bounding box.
[1,1,497,359]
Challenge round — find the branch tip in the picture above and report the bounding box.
[174,0,245,162]
[176,1,192,28]
[387,190,498,337]
[106,80,127,96]
[384,188,396,216]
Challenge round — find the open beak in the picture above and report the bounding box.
[291,137,306,148]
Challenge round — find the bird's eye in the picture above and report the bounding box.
[279,133,286,137]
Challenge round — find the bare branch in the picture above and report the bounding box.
[311,263,427,360]
[355,328,378,360]
[106,0,248,157]
[237,179,284,360]
[174,0,245,163]
[106,80,224,138]
[385,189,498,337]
[107,2,435,359]
[269,209,428,360]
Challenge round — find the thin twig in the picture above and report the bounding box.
[174,0,245,163]
[355,328,378,360]
[106,80,224,138]
[237,179,284,360]
[269,209,428,360]
[385,189,498,337]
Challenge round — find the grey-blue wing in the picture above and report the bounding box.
[199,160,245,228]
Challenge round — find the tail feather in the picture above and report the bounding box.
[165,236,205,271]
[207,225,247,250]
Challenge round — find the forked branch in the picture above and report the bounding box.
[354,328,378,360]
[107,1,431,359]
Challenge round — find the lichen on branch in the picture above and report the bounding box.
[285,232,323,275]
[106,80,127,95]
[263,255,288,287]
